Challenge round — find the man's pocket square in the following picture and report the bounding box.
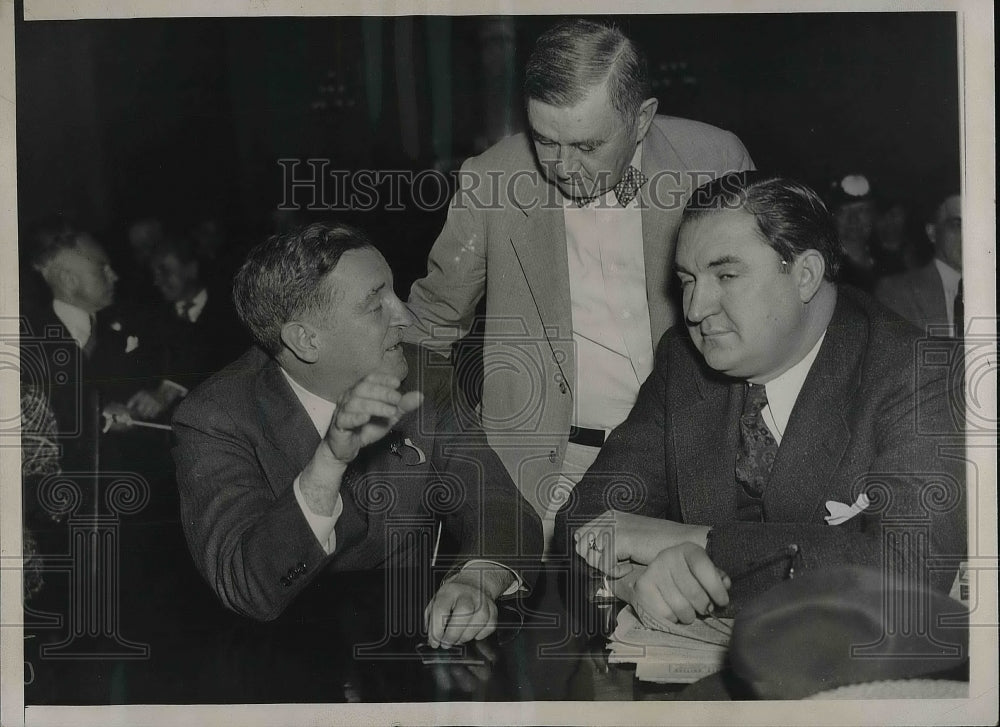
[825,493,870,525]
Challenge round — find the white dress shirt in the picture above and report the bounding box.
[52,299,93,349]
[933,258,961,334]
[282,368,345,554]
[759,333,826,445]
[281,367,522,594]
[563,143,653,433]
[175,287,208,322]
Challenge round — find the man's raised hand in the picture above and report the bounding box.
[324,373,423,464]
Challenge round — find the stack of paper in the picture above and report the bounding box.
[606,605,733,683]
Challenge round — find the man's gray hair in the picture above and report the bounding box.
[524,19,650,125]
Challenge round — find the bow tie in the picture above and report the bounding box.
[576,165,648,208]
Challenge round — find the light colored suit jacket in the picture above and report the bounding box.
[404,116,753,516]
[556,288,966,608]
[875,262,950,335]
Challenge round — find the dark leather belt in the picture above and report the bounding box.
[568,426,605,448]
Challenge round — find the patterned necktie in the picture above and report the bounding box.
[735,383,778,498]
[575,165,648,208]
[953,278,963,338]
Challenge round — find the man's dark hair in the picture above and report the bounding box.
[232,222,376,356]
[151,233,200,267]
[682,172,843,282]
[524,19,649,126]
[27,216,86,271]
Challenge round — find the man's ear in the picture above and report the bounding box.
[633,97,659,142]
[793,249,826,303]
[280,321,320,363]
[925,222,937,246]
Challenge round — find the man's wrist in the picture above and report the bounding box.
[449,566,513,602]
[298,442,350,516]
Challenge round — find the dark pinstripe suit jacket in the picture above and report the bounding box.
[556,287,966,608]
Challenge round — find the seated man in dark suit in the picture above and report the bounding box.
[22,218,160,473]
[128,233,247,418]
[172,223,543,648]
[876,192,962,337]
[555,173,966,628]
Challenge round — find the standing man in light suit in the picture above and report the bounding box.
[404,19,754,551]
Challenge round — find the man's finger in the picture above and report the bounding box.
[686,548,730,608]
[657,572,698,624]
[398,390,424,414]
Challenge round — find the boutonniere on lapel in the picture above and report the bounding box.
[125,335,140,354]
[388,430,426,465]
[824,492,870,526]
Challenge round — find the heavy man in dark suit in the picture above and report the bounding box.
[555,173,966,628]
[172,223,542,648]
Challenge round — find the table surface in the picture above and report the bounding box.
[23,514,698,705]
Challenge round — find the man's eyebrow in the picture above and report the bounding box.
[706,255,745,269]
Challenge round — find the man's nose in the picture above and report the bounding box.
[684,281,715,324]
[390,296,416,328]
[555,146,582,176]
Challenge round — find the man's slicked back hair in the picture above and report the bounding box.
[232,222,376,356]
[524,19,649,126]
[683,172,843,282]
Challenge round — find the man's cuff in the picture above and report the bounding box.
[160,379,189,399]
[292,475,343,554]
[460,559,525,598]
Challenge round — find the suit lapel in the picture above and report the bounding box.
[919,263,949,331]
[508,199,572,339]
[508,186,576,392]
[763,296,858,522]
[254,360,321,476]
[674,353,743,525]
[639,123,689,347]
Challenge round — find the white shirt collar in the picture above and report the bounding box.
[933,258,961,295]
[563,142,644,209]
[176,288,209,322]
[52,299,93,349]
[761,332,827,443]
[279,367,336,437]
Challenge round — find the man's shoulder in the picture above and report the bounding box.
[835,287,929,368]
[876,263,939,293]
[460,133,535,175]
[645,115,749,168]
[173,346,269,421]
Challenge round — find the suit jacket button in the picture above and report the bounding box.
[287,567,297,576]
[548,450,558,463]
[558,381,568,394]
[280,577,290,587]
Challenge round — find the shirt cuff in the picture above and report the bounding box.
[160,379,190,398]
[292,475,344,554]
[461,559,525,598]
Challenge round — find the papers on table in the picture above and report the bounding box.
[606,605,733,683]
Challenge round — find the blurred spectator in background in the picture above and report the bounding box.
[876,192,962,337]
[114,216,166,308]
[827,173,878,292]
[22,217,159,472]
[147,233,248,395]
[872,198,930,276]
